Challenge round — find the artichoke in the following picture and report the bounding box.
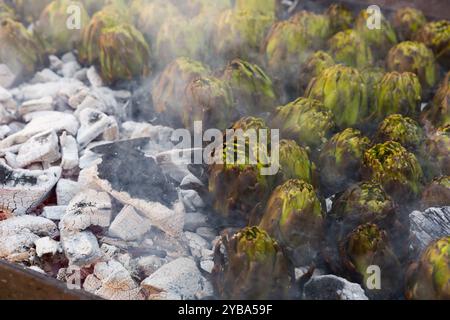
[421,71,450,128]
[221,58,277,116]
[298,50,335,95]
[0,1,16,21]
[152,57,210,121]
[182,76,234,130]
[212,226,292,299]
[387,41,437,91]
[355,9,397,59]
[208,117,277,222]
[277,139,317,186]
[363,141,423,200]
[330,182,396,240]
[425,124,450,176]
[392,7,427,41]
[11,0,51,23]
[375,114,424,151]
[214,9,274,62]
[414,20,450,68]
[259,179,324,266]
[405,236,450,300]
[263,11,331,82]
[328,29,373,69]
[272,97,336,149]
[0,18,45,83]
[235,0,275,16]
[373,72,422,122]
[36,0,90,55]
[319,128,371,195]
[361,67,385,111]
[305,64,368,129]
[171,0,231,17]
[339,223,402,297]
[325,3,353,34]
[421,176,450,209]
[97,23,150,84]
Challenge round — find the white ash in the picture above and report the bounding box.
[15,129,60,167]
[179,189,205,211]
[196,227,217,243]
[100,243,119,260]
[200,260,214,273]
[136,255,166,277]
[0,64,17,88]
[0,85,12,101]
[0,215,58,239]
[180,173,204,189]
[61,52,77,64]
[34,236,60,257]
[303,275,369,300]
[15,78,85,102]
[61,230,102,266]
[184,212,208,232]
[59,132,79,170]
[48,55,63,72]
[28,265,46,274]
[0,125,11,139]
[86,66,103,87]
[56,179,81,205]
[184,231,211,260]
[18,96,54,116]
[155,148,195,183]
[59,190,111,232]
[76,108,118,148]
[109,205,152,242]
[30,69,61,84]
[0,232,39,260]
[42,206,67,221]
[61,61,81,79]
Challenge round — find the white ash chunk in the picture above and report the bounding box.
[18,78,85,101]
[61,61,81,78]
[60,132,79,170]
[0,215,58,238]
[196,227,217,243]
[303,275,368,300]
[18,96,54,116]
[409,207,450,252]
[0,64,17,88]
[122,121,174,148]
[86,260,143,300]
[34,236,60,257]
[56,178,81,205]
[180,173,204,189]
[0,112,79,148]
[184,212,208,232]
[184,231,210,260]
[100,243,119,260]
[0,125,11,139]
[87,66,103,87]
[0,163,61,216]
[76,108,118,148]
[179,189,205,211]
[109,205,152,242]
[60,190,112,232]
[136,255,166,277]
[0,231,39,260]
[48,55,63,72]
[200,260,214,273]
[16,129,60,167]
[0,86,12,101]
[42,205,67,220]
[141,257,211,300]
[30,68,61,84]
[61,230,102,266]
[0,100,16,125]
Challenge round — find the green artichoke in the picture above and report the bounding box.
[152,57,210,120]
[387,41,438,91]
[373,72,422,122]
[339,223,402,298]
[425,124,450,176]
[182,76,234,130]
[355,9,397,59]
[360,67,385,111]
[221,58,277,116]
[414,20,450,68]
[328,29,373,68]
[98,23,150,84]
[212,226,292,299]
[0,1,16,21]
[392,7,427,41]
[172,0,231,17]
[421,71,450,128]
[330,182,396,239]
[36,0,90,55]
[0,18,45,83]
[319,128,371,194]
[305,64,368,129]
[421,176,450,209]
[277,139,317,186]
[375,114,424,151]
[272,97,336,149]
[325,3,353,34]
[363,141,423,200]
[298,50,335,95]
[259,179,324,266]
[235,0,275,16]
[11,0,51,23]
[405,236,450,300]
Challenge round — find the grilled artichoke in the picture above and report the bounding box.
[182,76,234,130]
[259,179,324,266]
[235,0,275,16]
[221,59,277,116]
[152,57,210,122]
[172,0,231,17]
[328,29,373,68]
[272,97,336,149]
[355,9,397,59]
[298,51,335,95]
[305,64,368,129]
[325,3,353,34]
[387,41,437,91]
[0,1,16,21]
[11,0,51,23]
[392,7,426,41]
[319,128,371,195]
[421,176,450,208]
[425,124,450,176]
[0,18,45,83]
[97,23,150,84]
[363,141,423,200]
[421,71,450,128]
[405,236,450,300]
[36,0,90,55]
[361,67,385,111]
[278,139,317,186]
[212,226,292,300]
[375,114,424,151]
[414,20,450,68]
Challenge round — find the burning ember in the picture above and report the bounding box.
[0,0,449,301]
